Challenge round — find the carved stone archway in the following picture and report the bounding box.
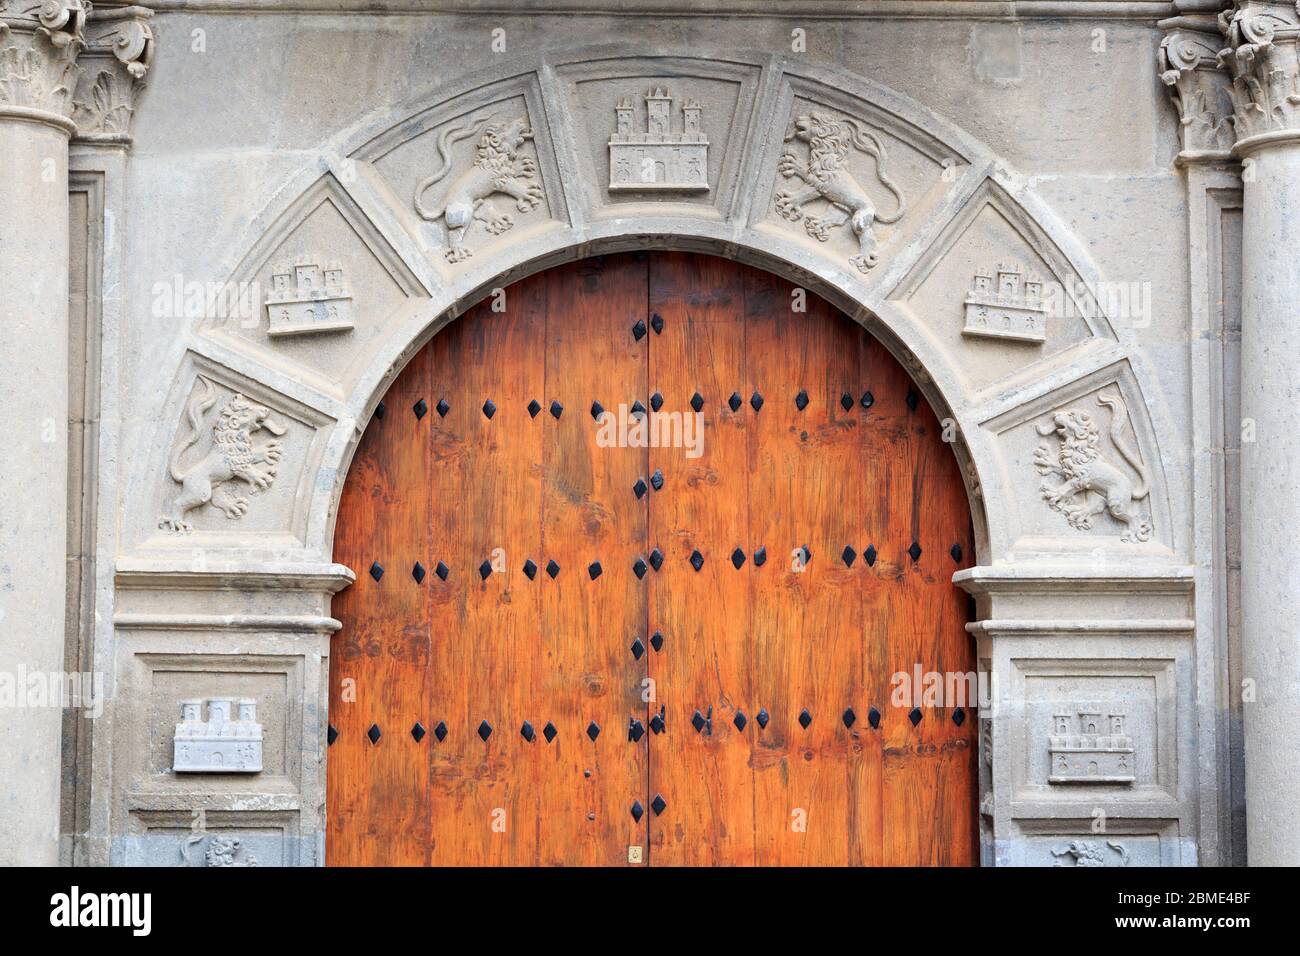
[103,48,1198,868]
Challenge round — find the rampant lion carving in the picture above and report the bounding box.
[1051,840,1129,867]
[159,377,287,534]
[773,112,906,273]
[1033,393,1152,543]
[413,114,544,263]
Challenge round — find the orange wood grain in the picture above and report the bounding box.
[327,252,976,866]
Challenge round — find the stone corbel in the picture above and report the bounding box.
[1217,0,1300,154]
[0,0,90,133]
[1159,18,1235,163]
[71,4,153,142]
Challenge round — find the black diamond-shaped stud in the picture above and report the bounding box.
[756,708,769,729]
[650,312,664,335]
[549,400,564,419]
[650,470,664,491]
[327,724,338,746]
[842,707,856,728]
[798,708,812,729]
[632,318,648,341]
[412,561,427,584]
[630,399,646,418]
[953,707,966,727]
[860,390,874,409]
[528,399,542,418]
[633,558,647,580]
[630,637,645,659]
[411,722,427,742]
[435,561,449,581]
[479,559,493,581]
[906,388,919,412]
[633,477,647,499]
[692,710,706,733]
[367,723,382,744]
[690,391,704,413]
[546,559,560,579]
[631,800,645,823]
[650,631,664,652]
[842,545,857,567]
[369,562,384,582]
[689,549,704,572]
[750,391,764,412]
[864,545,877,567]
[434,720,448,742]
[543,721,557,743]
[650,710,665,734]
[795,389,809,411]
[590,400,605,421]
[588,561,602,580]
[800,545,812,565]
[374,401,386,420]
[478,720,493,741]
[482,399,496,420]
[908,707,923,727]
[648,549,664,571]
[650,391,664,412]
[523,559,538,580]
[908,540,922,562]
[728,392,742,413]
[754,546,767,567]
[950,543,963,563]
[430,398,447,418]
[520,721,536,743]
[733,710,747,732]
[868,706,881,729]
[731,547,745,570]
[413,398,428,420]
[651,794,666,816]
[628,719,645,742]
[841,392,854,411]
[586,721,601,742]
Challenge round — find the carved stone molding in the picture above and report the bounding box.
[1159,18,1235,162]
[1217,0,1300,153]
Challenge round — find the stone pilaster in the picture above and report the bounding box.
[1217,0,1300,867]
[0,0,87,866]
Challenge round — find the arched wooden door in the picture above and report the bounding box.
[327,252,977,866]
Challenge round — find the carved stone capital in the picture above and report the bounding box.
[0,0,89,131]
[71,4,153,141]
[1217,0,1300,153]
[1159,20,1236,162]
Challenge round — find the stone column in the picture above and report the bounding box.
[1219,0,1300,867]
[0,0,87,865]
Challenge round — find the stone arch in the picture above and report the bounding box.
[116,49,1196,868]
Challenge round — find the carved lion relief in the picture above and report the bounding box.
[1032,392,1152,542]
[1051,840,1129,867]
[773,112,906,273]
[413,113,544,263]
[159,377,287,533]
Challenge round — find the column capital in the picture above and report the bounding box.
[1160,16,1237,163]
[71,4,154,143]
[0,2,153,140]
[0,1,90,133]
[1217,0,1300,155]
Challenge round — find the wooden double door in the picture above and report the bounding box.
[327,252,976,866]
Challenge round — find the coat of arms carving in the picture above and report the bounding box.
[159,376,287,534]
[1032,392,1152,542]
[773,112,906,273]
[413,114,544,263]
